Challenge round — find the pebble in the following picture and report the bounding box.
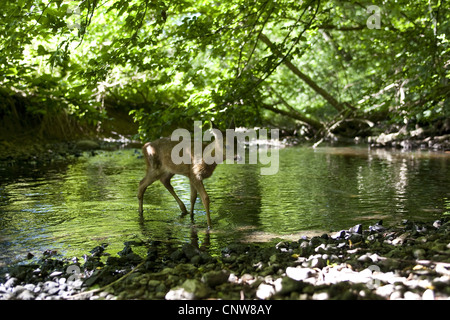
[49,271,63,278]
[240,273,255,284]
[165,287,195,300]
[17,290,35,300]
[422,289,435,300]
[403,291,422,300]
[286,267,316,281]
[312,291,329,300]
[309,257,325,268]
[164,277,212,300]
[390,291,403,300]
[4,278,17,288]
[375,284,395,297]
[256,283,275,300]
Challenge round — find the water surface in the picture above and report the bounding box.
[1,146,449,265]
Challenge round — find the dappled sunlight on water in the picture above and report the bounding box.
[1,146,449,264]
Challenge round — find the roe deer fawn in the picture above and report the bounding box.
[137,133,226,228]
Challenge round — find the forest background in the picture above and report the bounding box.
[0,0,448,155]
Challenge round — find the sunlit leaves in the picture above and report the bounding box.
[0,0,448,138]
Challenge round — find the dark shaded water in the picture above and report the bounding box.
[1,146,449,265]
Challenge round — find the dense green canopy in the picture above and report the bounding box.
[1,0,448,141]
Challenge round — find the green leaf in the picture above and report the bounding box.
[6,67,17,75]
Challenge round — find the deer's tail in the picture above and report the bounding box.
[142,143,161,169]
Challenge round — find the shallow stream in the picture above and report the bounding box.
[1,146,449,265]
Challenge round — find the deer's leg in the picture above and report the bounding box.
[160,173,188,214]
[190,179,211,228]
[189,181,198,220]
[138,173,157,214]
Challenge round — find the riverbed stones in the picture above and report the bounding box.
[165,279,210,300]
[2,217,450,300]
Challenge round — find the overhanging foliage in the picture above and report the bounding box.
[1,0,448,141]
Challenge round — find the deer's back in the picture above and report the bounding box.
[143,137,217,180]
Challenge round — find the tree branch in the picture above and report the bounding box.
[261,102,323,131]
[258,33,354,113]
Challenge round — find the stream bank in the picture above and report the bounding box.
[1,113,449,166]
[1,218,449,300]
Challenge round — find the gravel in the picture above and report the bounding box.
[1,218,449,300]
